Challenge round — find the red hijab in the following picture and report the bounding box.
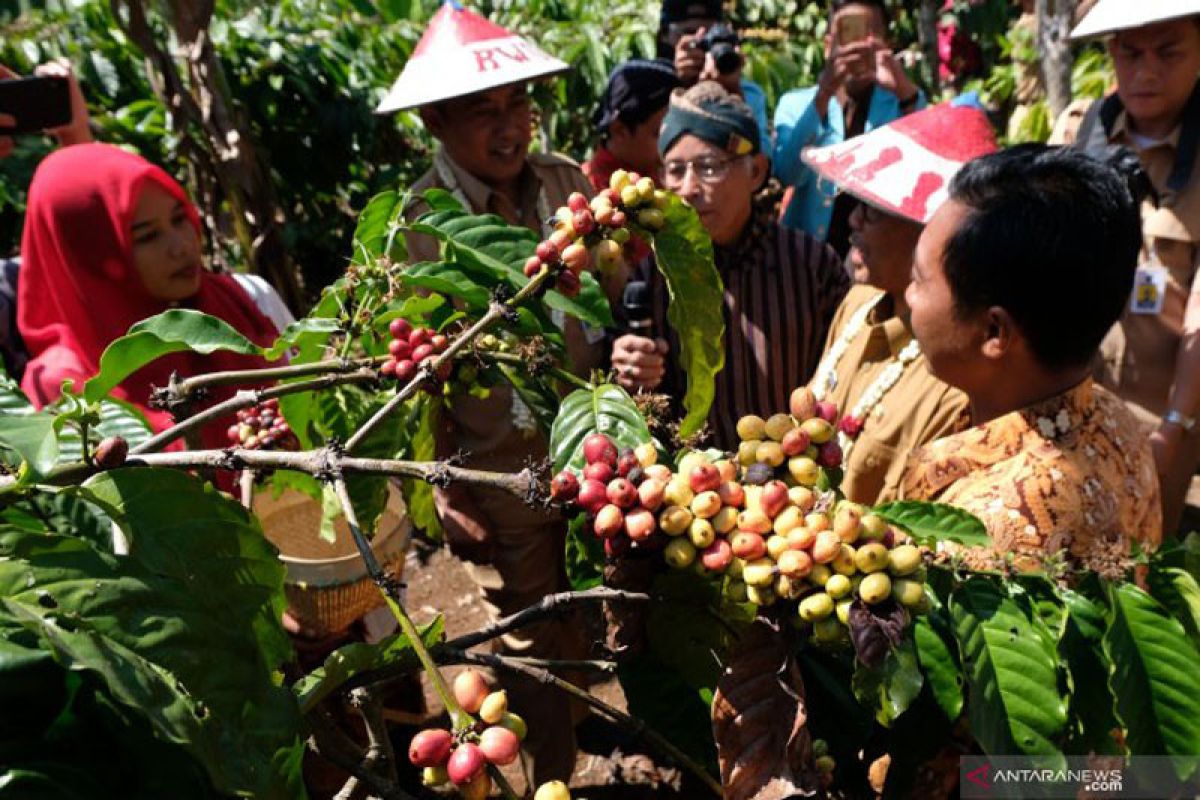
[17,143,280,447]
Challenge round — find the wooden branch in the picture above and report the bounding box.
[339,587,647,694]
[478,350,592,391]
[439,653,617,675]
[331,475,472,731]
[447,587,650,652]
[306,707,417,800]
[449,648,723,797]
[131,368,378,455]
[343,687,398,796]
[345,266,560,454]
[0,447,539,500]
[173,355,385,397]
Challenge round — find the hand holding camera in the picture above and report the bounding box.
[674,23,744,94]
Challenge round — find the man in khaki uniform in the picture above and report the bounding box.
[376,4,603,783]
[800,103,996,504]
[1050,1,1200,532]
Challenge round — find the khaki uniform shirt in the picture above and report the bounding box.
[404,149,600,472]
[816,285,968,505]
[1052,101,1200,425]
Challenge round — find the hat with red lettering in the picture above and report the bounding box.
[1070,0,1199,40]
[801,103,997,224]
[375,1,569,113]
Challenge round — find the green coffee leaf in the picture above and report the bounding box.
[852,638,924,727]
[649,194,723,438]
[1059,586,1122,755]
[294,616,443,714]
[1104,582,1200,772]
[949,576,1067,762]
[549,383,650,473]
[873,501,990,548]
[912,591,964,722]
[83,310,261,403]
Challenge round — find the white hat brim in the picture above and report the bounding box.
[375,35,569,114]
[1071,0,1200,40]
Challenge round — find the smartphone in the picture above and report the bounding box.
[0,75,72,135]
[837,11,870,46]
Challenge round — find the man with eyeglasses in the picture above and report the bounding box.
[375,4,599,784]
[612,81,849,448]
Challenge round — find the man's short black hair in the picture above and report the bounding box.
[829,0,890,26]
[942,144,1142,370]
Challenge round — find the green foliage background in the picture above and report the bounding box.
[0,0,1007,306]
[0,0,1113,299]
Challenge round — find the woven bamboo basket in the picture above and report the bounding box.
[252,483,411,637]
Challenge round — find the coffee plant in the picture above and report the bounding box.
[2,164,1200,799]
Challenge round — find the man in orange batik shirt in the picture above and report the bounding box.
[901,145,1162,572]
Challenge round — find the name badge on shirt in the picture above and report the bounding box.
[1131,264,1168,315]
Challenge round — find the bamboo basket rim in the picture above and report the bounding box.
[252,483,411,587]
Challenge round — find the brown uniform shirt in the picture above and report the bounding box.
[815,285,968,505]
[1052,100,1200,425]
[404,148,602,469]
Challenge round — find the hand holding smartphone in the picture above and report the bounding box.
[837,10,871,46]
[0,74,73,135]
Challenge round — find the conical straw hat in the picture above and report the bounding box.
[801,104,997,224]
[376,1,569,114]
[1071,0,1200,40]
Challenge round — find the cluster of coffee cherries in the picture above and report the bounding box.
[523,170,669,297]
[549,435,665,560]
[409,669,527,799]
[381,317,452,386]
[735,386,844,485]
[225,398,299,451]
[551,390,929,644]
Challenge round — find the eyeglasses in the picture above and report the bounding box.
[663,156,747,185]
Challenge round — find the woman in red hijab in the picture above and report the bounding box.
[17,143,283,447]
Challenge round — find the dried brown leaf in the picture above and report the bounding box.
[603,557,655,660]
[712,618,820,800]
[848,599,907,668]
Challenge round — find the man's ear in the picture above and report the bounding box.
[749,152,770,189]
[980,306,1017,361]
[823,31,833,58]
[607,119,631,147]
[419,105,444,138]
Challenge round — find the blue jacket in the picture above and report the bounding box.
[772,85,926,237]
[740,79,772,155]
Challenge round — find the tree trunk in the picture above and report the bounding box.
[917,0,940,98]
[109,0,306,312]
[1036,0,1075,119]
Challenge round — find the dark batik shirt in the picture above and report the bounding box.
[636,199,851,449]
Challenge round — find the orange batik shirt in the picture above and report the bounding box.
[900,378,1162,573]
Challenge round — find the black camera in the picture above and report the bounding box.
[694,22,742,75]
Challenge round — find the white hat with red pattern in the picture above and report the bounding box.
[375,1,569,114]
[1071,0,1200,40]
[801,104,997,225]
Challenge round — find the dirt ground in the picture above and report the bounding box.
[401,539,689,798]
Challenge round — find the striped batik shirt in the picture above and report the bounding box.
[636,207,850,449]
